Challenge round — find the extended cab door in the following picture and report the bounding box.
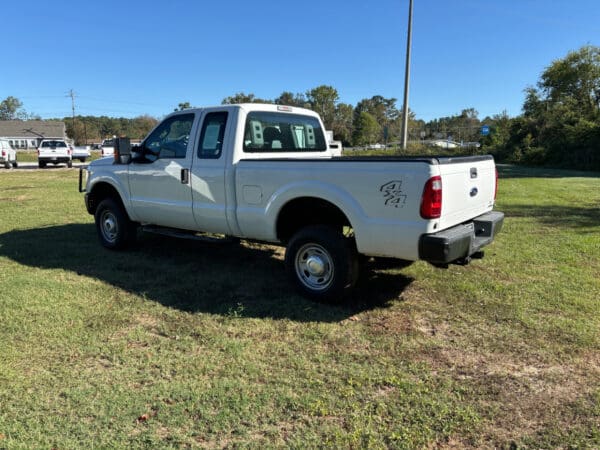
[190,110,232,234]
[128,113,198,230]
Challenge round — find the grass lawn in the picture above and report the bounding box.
[15,151,102,163]
[0,165,598,448]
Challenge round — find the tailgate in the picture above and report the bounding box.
[40,148,69,157]
[437,156,496,230]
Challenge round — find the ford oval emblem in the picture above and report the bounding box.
[470,187,478,197]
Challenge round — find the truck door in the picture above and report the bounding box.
[190,110,231,234]
[128,113,198,229]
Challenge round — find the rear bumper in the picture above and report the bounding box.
[419,211,504,264]
[39,156,71,163]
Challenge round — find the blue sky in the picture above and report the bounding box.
[2,0,599,121]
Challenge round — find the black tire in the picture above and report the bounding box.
[285,225,359,302]
[4,161,10,169]
[67,160,73,168]
[12,161,18,168]
[94,198,137,249]
[79,158,86,163]
[38,161,46,168]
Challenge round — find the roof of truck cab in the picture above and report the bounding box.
[170,103,320,118]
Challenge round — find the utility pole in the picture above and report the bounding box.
[401,0,413,150]
[67,89,76,134]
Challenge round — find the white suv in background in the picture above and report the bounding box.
[0,139,18,169]
[38,139,73,168]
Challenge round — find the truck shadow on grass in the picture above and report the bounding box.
[0,224,413,322]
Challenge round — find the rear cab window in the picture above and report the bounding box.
[41,140,67,148]
[198,112,228,159]
[243,112,327,153]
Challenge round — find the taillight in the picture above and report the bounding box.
[1,150,5,157]
[420,175,442,219]
[494,167,498,201]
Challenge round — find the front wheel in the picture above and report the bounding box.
[94,198,137,249]
[285,225,359,302]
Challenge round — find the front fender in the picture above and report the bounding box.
[86,164,135,220]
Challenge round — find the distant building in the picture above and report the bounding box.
[0,120,66,149]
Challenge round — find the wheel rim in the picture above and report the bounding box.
[295,243,334,292]
[100,210,118,243]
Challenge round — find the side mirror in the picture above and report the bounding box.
[114,137,131,164]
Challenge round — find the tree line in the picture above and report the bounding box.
[64,115,159,145]
[2,45,598,170]
[220,87,415,147]
[483,45,600,170]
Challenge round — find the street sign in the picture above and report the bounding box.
[481,125,490,136]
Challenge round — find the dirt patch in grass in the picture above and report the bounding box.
[363,309,414,336]
[0,195,30,202]
[111,313,160,336]
[420,340,600,447]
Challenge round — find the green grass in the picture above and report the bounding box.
[16,151,101,163]
[0,166,598,448]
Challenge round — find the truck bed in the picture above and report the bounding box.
[234,155,496,260]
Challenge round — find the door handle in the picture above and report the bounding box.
[181,168,190,184]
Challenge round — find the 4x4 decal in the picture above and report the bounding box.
[380,180,407,208]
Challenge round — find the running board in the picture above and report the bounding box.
[141,225,239,244]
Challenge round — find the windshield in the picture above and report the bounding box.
[102,139,114,146]
[243,112,327,153]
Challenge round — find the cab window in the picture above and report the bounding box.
[143,114,194,162]
[198,112,228,159]
[243,112,327,153]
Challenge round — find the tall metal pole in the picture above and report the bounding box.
[67,89,76,141]
[401,0,413,150]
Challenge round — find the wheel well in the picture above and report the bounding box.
[276,197,352,243]
[87,182,127,216]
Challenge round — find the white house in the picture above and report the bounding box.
[0,120,66,149]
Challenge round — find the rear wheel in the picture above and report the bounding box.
[12,160,18,168]
[4,161,10,169]
[285,225,359,302]
[94,198,137,249]
[38,161,46,168]
[67,160,73,168]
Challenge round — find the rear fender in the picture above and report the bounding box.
[266,181,365,240]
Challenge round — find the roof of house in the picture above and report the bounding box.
[0,120,65,138]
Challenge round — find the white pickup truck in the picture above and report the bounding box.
[80,104,503,300]
[38,139,73,168]
[100,138,115,158]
